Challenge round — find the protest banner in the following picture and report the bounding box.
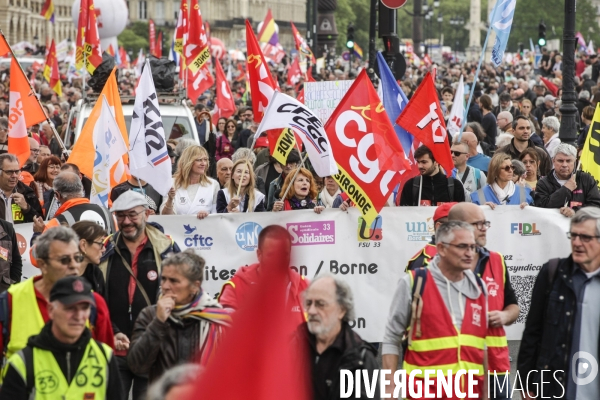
[303,80,354,123]
[18,206,570,342]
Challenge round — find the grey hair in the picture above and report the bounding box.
[40,121,55,129]
[162,249,205,284]
[452,141,468,153]
[34,226,79,260]
[542,116,560,133]
[146,363,203,400]
[535,97,544,107]
[232,147,257,165]
[175,138,197,157]
[579,90,591,100]
[571,207,600,238]
[0,154,18,171]
[511,159,526,177]
[53,172,84,199]
[435,221,475,245]
[310,273,355,322]
[553,143,577,159]
[0,117,7,131]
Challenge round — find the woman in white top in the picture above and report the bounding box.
[216,159,265,212]
[318,176,341,208]
[162,145,220,219]
[541,116,561,158]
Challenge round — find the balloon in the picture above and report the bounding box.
[71,0,128,39]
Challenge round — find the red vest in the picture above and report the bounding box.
[481,251,511,374]
[403,269,487,400]
[406,244,437,271]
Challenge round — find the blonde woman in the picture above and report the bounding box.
[216,159,265,212]
[162,145,219,219]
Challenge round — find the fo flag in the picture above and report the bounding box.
[129,60,173,196]
[490,0,517,66]
[256,91,337,177]
[326,70,411,225]
[581,103,600,187]
[397,72,453,177]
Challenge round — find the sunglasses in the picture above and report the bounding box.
[501,165,515,172]
[451,151,467,157]
[45,253,85,265]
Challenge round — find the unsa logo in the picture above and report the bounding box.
[235,222,262,251]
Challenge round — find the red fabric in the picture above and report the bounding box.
[187,67,214,105]
[540,76,559,97]
[286,57,302,86]
[156,31,163,58]
[149,20,156,57]
[0,277,115,356]
[245,20,277,123]
[128,237,149,306]
[576,59,586,78]
[396,72,453,177]
[213,58,236,123]
[188,244,311,400]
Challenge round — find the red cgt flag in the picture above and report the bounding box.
[245,20,277,123]
[213,58,235,122]
[187,67,214,105]
[396,72,453,177]
[287,57,302,86]
[325,69,411,225]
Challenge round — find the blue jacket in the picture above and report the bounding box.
[470,184,533,205]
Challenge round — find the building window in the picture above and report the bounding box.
[139,0,147,20]
[155,1,164,19]
[173,1,178,20]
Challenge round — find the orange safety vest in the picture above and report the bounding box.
[481,251,511,375]
[404,269,487,400]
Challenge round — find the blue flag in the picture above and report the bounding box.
[376,52,413,157]
[490,0,517,66]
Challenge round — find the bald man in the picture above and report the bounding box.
[496,111,514,134]
[216,158,233,189]
[459,131,491,173]
[448,203,519,399]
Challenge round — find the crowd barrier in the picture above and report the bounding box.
[15,206,572,342]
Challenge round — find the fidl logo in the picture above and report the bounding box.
[510,222,541,236]
[357,216,383,242]
[405,218,434,241]
[236,222,263,251]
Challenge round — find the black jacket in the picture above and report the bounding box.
[517,256,590,396]
[0,182,42,223]
[534,170,600,210]
[0,220,22,292]
[467,102,482,123]
[300,322,379,400]
[496,138,552,176]
[399,171,466,206]
[0,322,123,400]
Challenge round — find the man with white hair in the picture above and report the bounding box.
[533,94,556,122]
[496,110,514,135]
[577,90,591,116]
[534,143,600,217]
[541,116,561,157]
[39,121,62,158]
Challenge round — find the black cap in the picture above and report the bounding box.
[50,276,96,306]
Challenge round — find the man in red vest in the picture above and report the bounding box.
[405,202,457,271]
[219,225,308,326]
[383,221,488,398]
[448,203,519,400]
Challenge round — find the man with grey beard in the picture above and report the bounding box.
[300,274,378,400]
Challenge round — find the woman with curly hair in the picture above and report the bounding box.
[272,168,324,213]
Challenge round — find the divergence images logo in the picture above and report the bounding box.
[510,223,541,236]
[358,216,382,242]
[287,221,335,246]
[405,218,434,242]
[236,222,262,251]
[183,225,213,250]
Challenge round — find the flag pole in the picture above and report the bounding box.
[280,152,309,200]
[0,29,69,159]
[417,175,423,206]
[458,3,500,142]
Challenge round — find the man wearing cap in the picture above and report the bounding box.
[99,190,180,400]
[0,227,114,367]
[533,94,556,123]
[0,276,124,400]
[405,203,456,271]
[110,175,164,215]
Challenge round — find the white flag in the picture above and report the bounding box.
[447,75,465,137]
[135,48,145,78]
[587,40,595,56]
[90,95,128,207]
[255,91,338,177]
[129,60,173,196]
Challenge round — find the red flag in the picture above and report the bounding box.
[46,41,62,96]
[185,0,210,74]
[118,46,129,68]
[396,72,453,177]
[149,19,156,56]
[9,58,46,128]
[187,67,214,105]
[297,88,304,104]
[213,59,235,122]
[306,66,316,82]
[540,76,559,97]
[245,20,276,122]
[8,59,31,167]
[75,0,88,70]
[287,57,302,86]
[326,70,410,224]
[0,34,9,57]
[174,0,188,56]
[290,21,315,63]
[156,31,163,58]
[84,0,102,74]
[186,237,310,400]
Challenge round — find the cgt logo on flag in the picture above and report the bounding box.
[416,103,447,143]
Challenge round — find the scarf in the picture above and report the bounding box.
[168,291,231,365]
[319,188,340,208]
[285,196,315,210]
[491,180,516,205]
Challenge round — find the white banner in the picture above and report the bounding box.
[18,207,571,342]
[304,80,354,123]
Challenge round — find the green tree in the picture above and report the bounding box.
[117,29,148,57]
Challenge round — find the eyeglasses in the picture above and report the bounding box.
[30,149,40,154]
[284,163,298,170]
[44,253,85,265]
[567,232,600,243]
[92,240,105,247]
[1,169,20,176]
[471,220,491,230]
[501,165,515,172]
[114,209,146,222]
[451,151,467,157]
[227,125,236,129]
[441,242,478,252]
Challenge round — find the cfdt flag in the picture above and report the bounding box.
[91,95,128,207]
[7,61,30,167]
[129,60,173,196]
[489,0,517,66]
[256,91,338,177]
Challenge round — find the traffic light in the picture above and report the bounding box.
[346,23,355,49]
[538,21,547,46]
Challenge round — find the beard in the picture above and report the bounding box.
[121,220,145,241]
[307,315,339,337]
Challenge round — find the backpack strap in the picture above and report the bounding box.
[412,176,422,205]
[448,178,455,200]
[475,168,481,188]
[477,188,486,205]
[59,210,76,227]
[409,268,428,345]
[460,166,470,185]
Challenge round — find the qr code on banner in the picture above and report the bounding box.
[510,275,537,324]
